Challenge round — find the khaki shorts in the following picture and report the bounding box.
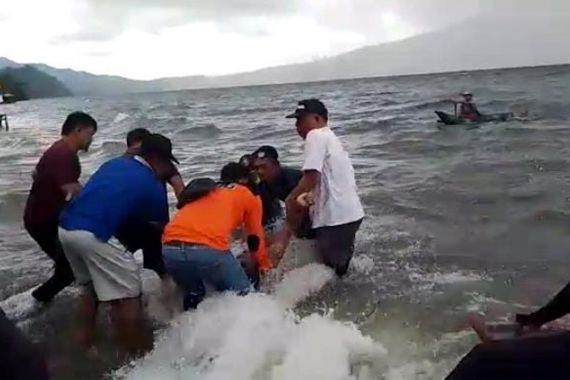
[59,227,141,302]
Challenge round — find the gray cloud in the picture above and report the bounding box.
[53,0,570,44]
[55,0,297,42]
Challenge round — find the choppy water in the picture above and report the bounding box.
[2,65,570,379]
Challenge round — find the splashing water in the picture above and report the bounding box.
[116,264,387,380]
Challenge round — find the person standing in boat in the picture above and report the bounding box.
[453,92,481,122]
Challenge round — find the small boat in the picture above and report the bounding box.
[435,111,513,126]
[1,93,17,104]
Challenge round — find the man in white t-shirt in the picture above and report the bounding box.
[284,99,365,276]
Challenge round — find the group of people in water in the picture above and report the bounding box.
[3,98,365,377]
[2,95,569,379]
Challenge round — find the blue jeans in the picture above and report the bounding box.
[162,244,251,310]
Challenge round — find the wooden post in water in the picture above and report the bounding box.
[0,114,8,131]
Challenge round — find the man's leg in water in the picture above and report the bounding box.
[110,297,152,355]
[517,281,570,328]
[314,219,363,277]
[163,245,206,310]
[59,227,99,349]
[26,222,74,302]
[78,287,98,349]
[60,228,147,354]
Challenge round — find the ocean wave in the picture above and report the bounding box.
[115,264,389,380]
[174,123,222,139]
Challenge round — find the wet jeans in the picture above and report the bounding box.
[162,244,251,310]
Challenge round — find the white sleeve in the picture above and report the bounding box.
[302,131,327,173]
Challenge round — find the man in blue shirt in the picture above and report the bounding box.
[59,133,176,355]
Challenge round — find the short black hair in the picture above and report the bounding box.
[220,162,250,183]
[61,112,97,136]
[126,128,151,147]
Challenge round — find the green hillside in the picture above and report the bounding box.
[0,65,72,101]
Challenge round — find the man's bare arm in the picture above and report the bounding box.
[168,174,185,200]
[61,183,82,201]
[285,170,320,208]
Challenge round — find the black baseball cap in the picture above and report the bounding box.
[140,133,179,164]
[286,98,328,119]
[252,145,279,161]
[239,154,254,169]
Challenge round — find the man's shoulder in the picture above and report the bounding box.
[281,166,303,181]
[282,166,302,175]
[97,157,154,183]
[99,156,131,171]
[306,127,336,142]
[40,140,75,161]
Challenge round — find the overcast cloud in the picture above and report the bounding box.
[0,0,567,79]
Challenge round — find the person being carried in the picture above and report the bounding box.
[24,112,97,303]
[58,134,174,355]
[162,163,272,311]
[116,128,184,280]
[452,91,481,122]
[285,99,365,277]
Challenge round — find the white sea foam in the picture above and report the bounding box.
[113,112,131,124]
[409,270,489,285]
[116,264,387,380]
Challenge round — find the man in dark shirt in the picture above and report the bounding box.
[251,146,311,264]
[252,146,302,225]
[24,112,97,303]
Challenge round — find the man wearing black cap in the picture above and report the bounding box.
[285,99,365,277]
[251,147,302,225]
[250,146,312,262]
[58,133,174,354]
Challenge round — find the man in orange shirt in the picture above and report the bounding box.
[162,163,271,310]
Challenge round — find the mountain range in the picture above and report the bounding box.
[1,13,568,96]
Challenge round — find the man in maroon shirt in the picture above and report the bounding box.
[24,112,97,303]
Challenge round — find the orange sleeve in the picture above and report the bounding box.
[244,192,272,271]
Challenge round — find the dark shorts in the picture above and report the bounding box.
[314,219,363,277]
[115,221,166,277]
[445,333,570,380]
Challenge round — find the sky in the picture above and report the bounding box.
[0,0,566,80]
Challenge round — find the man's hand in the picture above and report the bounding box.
[268,242,286,267]
[296,192,314,207]
[61,182,82,202]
